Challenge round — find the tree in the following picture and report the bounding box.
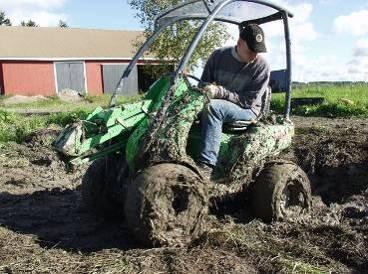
[58,20,68,28]
[0,10,12,26]
[20,20,39,27]
[128,0,229,72]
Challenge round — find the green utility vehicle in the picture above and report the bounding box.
[54,0,312,247]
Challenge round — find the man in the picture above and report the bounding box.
[198,23,270,177]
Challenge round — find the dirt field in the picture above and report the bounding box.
[0,116,367,273]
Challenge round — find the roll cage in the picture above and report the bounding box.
[111,0,294,118]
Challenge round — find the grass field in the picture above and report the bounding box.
[272,83,368,117]
[0,83,367,143]
[0,94,140,143]
[0,94,140,113]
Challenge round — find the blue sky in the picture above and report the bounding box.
[1,0,367,82]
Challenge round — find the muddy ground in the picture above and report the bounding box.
[0,116,367,273]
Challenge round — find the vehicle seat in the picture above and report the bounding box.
[223,86,272,132]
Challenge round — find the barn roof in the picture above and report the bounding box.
[0,26,150,61]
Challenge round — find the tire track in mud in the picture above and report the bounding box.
[0,117,367,273]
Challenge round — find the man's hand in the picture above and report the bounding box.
[203,84,219,99]
[203,84,228,99]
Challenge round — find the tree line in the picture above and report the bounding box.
[0,10,68,27]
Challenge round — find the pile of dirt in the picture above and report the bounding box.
[0,117,367,273]
[284,117,368,204]
[0,127,84,194]
[57,89,86,102]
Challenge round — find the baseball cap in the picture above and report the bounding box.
[239,23,267,53]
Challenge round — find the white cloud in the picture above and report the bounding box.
[250,1,318,41]
[0,0,68,27]
[205,1,366,81]
[334,10,368,36]
[290,53,368,82]
[347,39,368,81]
[261,1,319,81]
[347,57,368,80]
[219,1,322,81]
[224,2,318,50]
[354,39,368,57]
[264,1,367,81]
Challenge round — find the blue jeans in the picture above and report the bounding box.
[199,99,256,166]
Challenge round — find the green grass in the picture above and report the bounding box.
[0,83,367,143]
[0,94,141,113]
[271,83,368,117]
[0,109,91,143]
[0,94,142,143]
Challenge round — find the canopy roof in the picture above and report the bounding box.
[155,0,293,29]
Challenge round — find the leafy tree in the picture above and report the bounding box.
[128,0,229,72]
[0,10,12,26]
[58,20,68,28]
[20,20,39,27]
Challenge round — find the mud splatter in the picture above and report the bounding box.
[0,117,367,273]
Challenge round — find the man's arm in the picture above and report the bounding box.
[207,63,270,109]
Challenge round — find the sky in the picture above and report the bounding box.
[0,0,367,82]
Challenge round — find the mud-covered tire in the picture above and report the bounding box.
[251,163,312,222]
[81,156,126,218]
[124,163,209,247]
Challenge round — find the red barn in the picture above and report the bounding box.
[0,26,163,96]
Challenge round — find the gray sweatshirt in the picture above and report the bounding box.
[200,46,270,116]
